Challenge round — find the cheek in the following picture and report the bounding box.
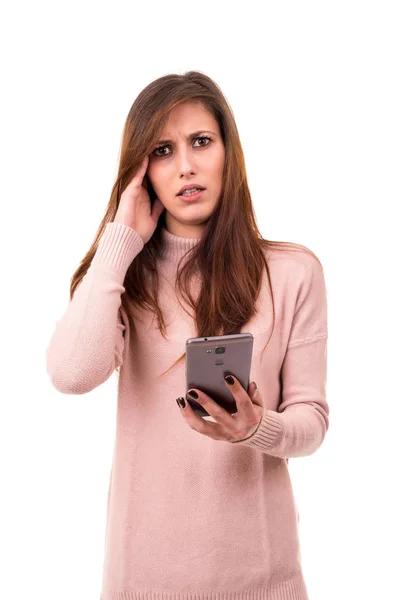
[214,147,225,173]
[207,150,224,177]
[214,154,225,184]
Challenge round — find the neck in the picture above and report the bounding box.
[159,225,201,263]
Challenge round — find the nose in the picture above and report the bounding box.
[177,146,196,175]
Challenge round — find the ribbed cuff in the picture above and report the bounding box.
[230,409,284,451]
[92,222,144,273]
[101,572,309,600]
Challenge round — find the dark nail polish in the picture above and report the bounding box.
[224,375,234,386]
[176,397,186,409]
[187,389,199,400]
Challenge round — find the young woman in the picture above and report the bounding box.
[46,70,329,600]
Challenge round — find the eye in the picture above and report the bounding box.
[152,136,212,158]
[194,136,212,147]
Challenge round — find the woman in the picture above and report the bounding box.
[46,70,329,600]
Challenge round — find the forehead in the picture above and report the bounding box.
[161,101,218,137]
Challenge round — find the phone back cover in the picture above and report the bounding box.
[185,333,254,417]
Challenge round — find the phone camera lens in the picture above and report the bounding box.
[215,346,225,354]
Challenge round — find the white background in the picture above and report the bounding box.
[1,1,399,599]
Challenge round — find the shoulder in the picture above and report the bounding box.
[261,240,324,279]
[260,241,328,340]
[259,241,327,312]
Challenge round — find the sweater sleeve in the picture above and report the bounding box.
[46,222,144,395]
[231,253,329,458]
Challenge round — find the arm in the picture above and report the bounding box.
[232,253,329,458]
[46,222,144,394]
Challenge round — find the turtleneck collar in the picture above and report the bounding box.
[159,225,201,263]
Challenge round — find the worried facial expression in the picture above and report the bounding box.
[146,100,226,238]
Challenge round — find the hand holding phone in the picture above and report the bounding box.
[185,333,254,417]
[177,372,263,443]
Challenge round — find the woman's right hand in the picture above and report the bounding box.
[114,155,165,245]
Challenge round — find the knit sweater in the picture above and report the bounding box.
[46,221,329,600]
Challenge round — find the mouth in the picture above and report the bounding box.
[178,189,205,202]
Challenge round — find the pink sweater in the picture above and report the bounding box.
[46,222,329,600]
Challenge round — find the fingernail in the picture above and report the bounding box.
[224,375,235,386]
[176,397,186,409]
[252,381,258,392]
[187,389,198,399]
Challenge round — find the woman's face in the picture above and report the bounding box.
[146,100,225,238]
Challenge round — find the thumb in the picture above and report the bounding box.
[249,381,263,407]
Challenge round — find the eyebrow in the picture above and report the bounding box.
[155,130,217,145]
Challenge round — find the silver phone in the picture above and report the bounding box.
[185,333,254,417]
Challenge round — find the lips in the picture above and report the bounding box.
[179,189,205,201]
[177,184,205,196]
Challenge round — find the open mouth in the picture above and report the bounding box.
[178,189,205,201]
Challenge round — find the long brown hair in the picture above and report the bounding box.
[69,70,320,377]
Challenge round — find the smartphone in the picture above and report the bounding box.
[185,333,254,417]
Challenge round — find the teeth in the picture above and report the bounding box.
[181,188,201,195]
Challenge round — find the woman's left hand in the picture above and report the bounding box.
[176,374,264,443]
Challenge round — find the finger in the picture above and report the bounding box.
[151,197,165,221]
[249,381,263,407]
[141,154,149,170]
[176,396,222,440]
[132,156,149,184]
[225,375,261,420]
[186,388,234,429]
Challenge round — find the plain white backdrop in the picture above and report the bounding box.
[1,1,399,599]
